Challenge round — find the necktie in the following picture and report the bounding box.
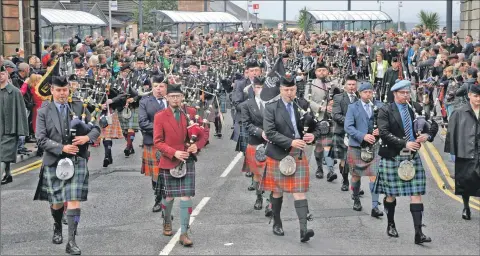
[365,104,371,118]
[401,104,414,141]
[157,98,165,110]
[60,104,66,118]
[259,101,264,114]
[287,103,300,138]
[174,108,180,122]
[349,94,356,103]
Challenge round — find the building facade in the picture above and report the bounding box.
[460,0,480,41]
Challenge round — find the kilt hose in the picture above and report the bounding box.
[34,157,89,204]
[244,144,267,180]
[235,123,249,153]
[141,145,160,182]
[100,111,124,139]
[156,160,196,198]
[118,107,140,131]
[346,146,380,177]
[261,148,310,193]
[329,133,347,160]
[374,154,426,197]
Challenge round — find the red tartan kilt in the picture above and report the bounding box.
[142,145,160,181]
[346,146,379,177]
[100,112,124,139]
[244,144,266,179]
[261,148,310,193]
[315,134,333,153]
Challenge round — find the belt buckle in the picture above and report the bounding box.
[400,148,411,156]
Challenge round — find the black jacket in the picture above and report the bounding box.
[241,98,266,146]
[332,92,357,135]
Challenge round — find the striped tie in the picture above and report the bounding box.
[401,105,413,141]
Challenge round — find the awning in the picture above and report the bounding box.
[306,10,392,22]
[153,10,242,24]
[41,8,107,26]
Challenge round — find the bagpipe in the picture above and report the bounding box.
[359,100,380,163]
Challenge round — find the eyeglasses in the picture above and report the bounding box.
[168,95,183,99]
[396,90,411,96]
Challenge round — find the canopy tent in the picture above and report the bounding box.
[305,10,392,31]
[151,10,242,38]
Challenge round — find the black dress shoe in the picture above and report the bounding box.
[247,184,256,191]
[359,190,365,196]
[462,208,471,220]
[65,240,81,255]
[341,181,349,191]
[245,172,253,178]
[124,148,130,157]
[273,224,284,236]
[387,223,399,237]
[326,170,337,182]
[254,197,263,210]
[103,158,110,167]
[300,229,314,242]
[152,202,162,212]
[371,207,384,218]
[52,223,63,244]
[1,175,12,185]
[352,196,362,211]
[415,231,432,244]
[315,169,324,179]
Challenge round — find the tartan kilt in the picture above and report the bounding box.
[141,145,160,182]
[261,148,310,193]
[315,134,333,154]
[118,108,139,131]
[373,154,426,197]
[34,157,89,204]
[235,123,249,153]
[155,160,195,198]
[346,146,380,177]
[329,133,347,160]
[219,93,227,113]
[100,111,124,139]
[243,144,267,179]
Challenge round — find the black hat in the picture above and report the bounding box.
[167,83,183,94]
[152,75,165,84]
[316,62,327,70]
[253,76,265,85]
[448,54,458,59]
[143,79,151,86]
[469,84,480,94]
[200,60,208,66]
[345,74,357,81]
[99,63,108,69]
[121,63,131,72]
[246,59,259,69]
[280,73,296,87]
[68,74,78,81]
[136,54,145,62]
[52,76,69,87]
[74,62,85,69]
[391,57,399,63]
[320,40,328,46]
[190,60,199,68]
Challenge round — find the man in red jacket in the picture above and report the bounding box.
[153,83,205,247]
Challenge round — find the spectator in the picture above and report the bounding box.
[462,35,474,57]
[3,60,16,76]
[11,63,30,89]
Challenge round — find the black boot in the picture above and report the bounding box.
[462,208,471,220]
[295,200,314,242]
[247,178,256,191]
[51,206,64,244]
[315,157,324,179]
[66,209,81,255]
[102,140,112,167]
[265,193,273,217]
[271,197,284,236]
[1,162,12,185]
[340,165,349,191]
[245,171,253,178]
[254,194,263,210]
[326,167,337,182]
[353,195,362,211]
[384,198,399,238]
[411,203,432,244]
[462,195,471,220]
[152,196,162,213]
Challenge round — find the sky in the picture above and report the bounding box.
[230,0,461,23]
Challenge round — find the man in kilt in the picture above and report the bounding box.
[344,81,384,218]
[34,76,100,255]
[262,74,318,242]
[373,80,432,244]
[153,83,206,247]
[306,62,337,181]
[331,74,359,191]
[139,75,167,212]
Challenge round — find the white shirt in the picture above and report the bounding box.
[376,61,384,78]
[255,97,264,110]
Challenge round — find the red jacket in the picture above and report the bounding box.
[153,107,206,169]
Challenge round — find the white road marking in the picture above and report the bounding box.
[159,197,211,255]
[220,152,243,178]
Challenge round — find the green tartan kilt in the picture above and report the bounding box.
[235,123,249,153]
[373,154,426,197]
[35,157,89,204]
[346,146,380,177]
[118,108,139,131]
[156,160,195,198]
[219,93,227,113]
[329,133,347,160]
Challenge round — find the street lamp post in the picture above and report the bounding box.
[283,0,286,32]
[398,1,402,32]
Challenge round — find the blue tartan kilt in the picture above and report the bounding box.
[374,154,426,197]
[35,157,89,204]
[219,93,227,113]
[235,123,249,153]
[156,160,195,198]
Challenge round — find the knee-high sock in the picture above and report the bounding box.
[294,199,309,231]
[51,205,64,225]
[180,200,193,233]
[462,195,470,209]
[410,203,424,233]
[323,151,334,168]
[103,139,112,157]
[127,132,135,148]
[351,179,361,196]
[3,162,11,176]
[164,199,174,223]
[214,115,222,133]
[369,182,379,208]
[384,198,396,224]
[66,209,81,241]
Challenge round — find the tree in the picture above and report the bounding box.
[417,10,440,32]
[133,0,178,33]
[297,7,313,32]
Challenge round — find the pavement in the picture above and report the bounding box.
[1,113,479,255]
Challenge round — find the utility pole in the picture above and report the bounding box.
[348,0,351,11]
[283,0,286,32]
[139,0,143,33]
[204,0,208,34]
[247,0,250,30]
[109,0,112,40]
[446,0,453,37]
[34,0,41,57]
[398,1,402,32]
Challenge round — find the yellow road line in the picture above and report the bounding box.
[420,147,479,211]
[11,163,41,177]
[11,160,42,174]
[425,142,480,206]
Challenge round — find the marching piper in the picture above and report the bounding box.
[262,74,319,242]
[34,76,100,255]
[153,83,207,247]
[373,80,432,244]
[344,81,384,217]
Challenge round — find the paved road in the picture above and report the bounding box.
[1,115,479,255]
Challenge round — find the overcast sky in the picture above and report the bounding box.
[230,0,461,23]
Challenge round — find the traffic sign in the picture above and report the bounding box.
[253,4,259,10]
[110,1,118,11]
